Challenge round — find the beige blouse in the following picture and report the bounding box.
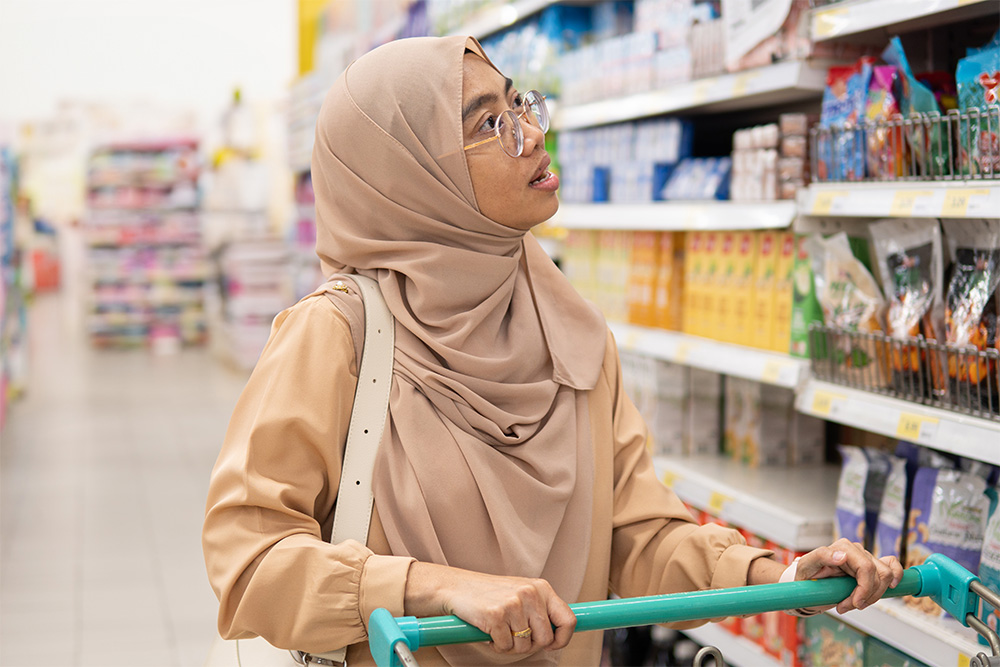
[202,287,772,665]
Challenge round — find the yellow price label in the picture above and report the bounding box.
[625,330,640,350]
[941,188,989,217]
[811,190,848,215]
[812,7,848,39]
[692,79,714,105]
[889,190,932,216]
[811,390,842,416]
[675,342,693,363]
[731,72,756,98]
[662,470,678,488]
[896,413,939,440]
[957,653,971,667]
[708,491,731,515]
[761,360,784,384]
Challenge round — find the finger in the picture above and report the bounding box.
[884,556,904,587]
[547,598,577,650]
[510,618,533,654]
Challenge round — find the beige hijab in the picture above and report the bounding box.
[311,35,607,663]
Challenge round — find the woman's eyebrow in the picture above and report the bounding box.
[462,77,514,123]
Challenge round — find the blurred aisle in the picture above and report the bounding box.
[1,291,249,666]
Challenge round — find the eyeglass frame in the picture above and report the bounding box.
[462,90,549,158]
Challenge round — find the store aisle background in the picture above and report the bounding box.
[0,291,249,666]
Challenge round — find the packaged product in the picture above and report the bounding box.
[835,445,891,550]
[941,220,1000,412]
[682,231,705,337]
[684,368,722,456]
[731,231,758,344]
[751,231,778,350]
[865,65,904,179]
[779,112,818,137]
[627,231,660,326]
[870,219,944,397]
[702,232,722,337]
[790,234,824,358]
[979,492,1000,647]
[788,410,825,466]
[748,384,794,467]
[817,57,874,181]
[723,375,745,460]
[956,37,1000,177]
[905,467,990,618]
[653,231,684,331]
[650,360,686,457]
[806,233,886,381]
[804,613,865,667]
[881,37,947,178]
[873,455,909,563]
[864,636,931,667]
[771,232,796,353]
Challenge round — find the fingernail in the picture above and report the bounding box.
[833,551,846,560]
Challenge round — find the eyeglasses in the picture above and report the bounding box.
[463,90,549,158]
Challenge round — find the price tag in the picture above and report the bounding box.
[662,470,678,488]
[810,389,843,416]
[625,330,640,350]
[708,491,731,515]
[811,190,848,215]
[941,188,989,217]
[896,413,939,441]
[761,360,784,384]
[957,653,971,667]
[812,7,848,39]
[731,72,757,98]
[889,190,933,216]
[693,79,714,105]
[675,342,693,363]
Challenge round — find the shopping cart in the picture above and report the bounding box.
[368,554,1000,667]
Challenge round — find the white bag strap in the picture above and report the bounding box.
[311,274,394,666]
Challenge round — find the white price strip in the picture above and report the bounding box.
[896,413,940,442]
[811,190,849,215]
[941,188,990,217]
[810,389,846,416]
[761,360,788,384]
[889,190,934,216]
[674,341,693,364]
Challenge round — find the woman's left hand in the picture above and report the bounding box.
[794,538,904,614]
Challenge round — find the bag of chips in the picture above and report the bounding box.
[835,445,891,550]
[941,220,1000,412]
[865,66,904,179]
[870,219,945,397]
[808,232,887,385]
[979,492,1000,647]
[956,41,1000,177]
[818,57,874,181]
[874,455,910,563]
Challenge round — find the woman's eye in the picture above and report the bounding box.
[478,115,497,134]
[512,93,523,109]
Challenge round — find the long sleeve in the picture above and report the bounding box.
[202,294,414,655]
[603,331,773,627]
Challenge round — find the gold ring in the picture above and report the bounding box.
[512,627,532,639]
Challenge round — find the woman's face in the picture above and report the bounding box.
[462,54,559,231]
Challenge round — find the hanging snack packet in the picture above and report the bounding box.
[835,445,891,550]
[865,66,904,179]
[807,233,886,386]
[818,57,874,181]
[870,219,944,398]
[979,494,1000,647]
[956,42,1000,177]
[882,37,947,178]
[941,220,1000,413]
[905,467,990,618]
[874,455,910,564]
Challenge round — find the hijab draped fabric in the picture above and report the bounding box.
[311,35,607,663]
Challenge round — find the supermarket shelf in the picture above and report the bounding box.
[445,0,558,39]
[811,0,1000,42]
[556,201,796,231]
[680,623,782,667]
[801,181,1000,219]
[554,61,828,130]
[652,455,838,551]
[608,322,810,389]
[831,598,983,667]
[797,379,1000,466]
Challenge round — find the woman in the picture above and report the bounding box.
[202,35,901,666]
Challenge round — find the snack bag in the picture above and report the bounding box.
[835,445,890,550]
[865,66,904,179]
[882,37,947,178]
[870,219,944,397]
[956,41,1000,177]
[905,467,990,618]
[873,455,909,564]
[942,220,1000,413]
[818,57,874,181]
[807,233,886,385]
[979,492,1000,647]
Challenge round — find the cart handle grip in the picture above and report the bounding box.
[369,554,987,664]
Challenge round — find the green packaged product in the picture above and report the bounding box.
[956,36,1000,177]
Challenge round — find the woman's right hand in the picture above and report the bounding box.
[403,562,577,654]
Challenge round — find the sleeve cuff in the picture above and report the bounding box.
[359,555,416,631]
[710,544,774,590]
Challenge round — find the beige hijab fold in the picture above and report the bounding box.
[311,35,607,664]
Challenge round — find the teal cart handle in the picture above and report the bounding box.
[368,555,988,667]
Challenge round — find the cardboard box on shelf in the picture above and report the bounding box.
[723,375,746,461]
[703,231,722,339]
[654,231,685,331]
[685,368,722,456]
[650,360,687,457]
[803,613,865,667]
[751,230,779,350]
[789,410,826,466]
[772,231,796,354]
[682,231,705,337]
[628,231,660,327]
[732,231,759,347]
[748,383,791,468]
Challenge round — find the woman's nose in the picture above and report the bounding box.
[520,114,544,155]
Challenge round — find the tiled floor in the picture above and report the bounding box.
[1,292,251,666]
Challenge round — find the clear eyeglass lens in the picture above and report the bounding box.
[497,110,523,158]
[524,91,548,133]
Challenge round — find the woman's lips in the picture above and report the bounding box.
[528,170,559,192]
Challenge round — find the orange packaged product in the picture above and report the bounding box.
[732,231,759,346]
[716,231,739,344]
[683,231,705,337]
[627,231,660,327]
[702,232,723,339]
[654,232,685,331]
[752,231,779,350]
[771,232,797,353]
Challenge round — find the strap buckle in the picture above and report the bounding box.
[291,651,346,666]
